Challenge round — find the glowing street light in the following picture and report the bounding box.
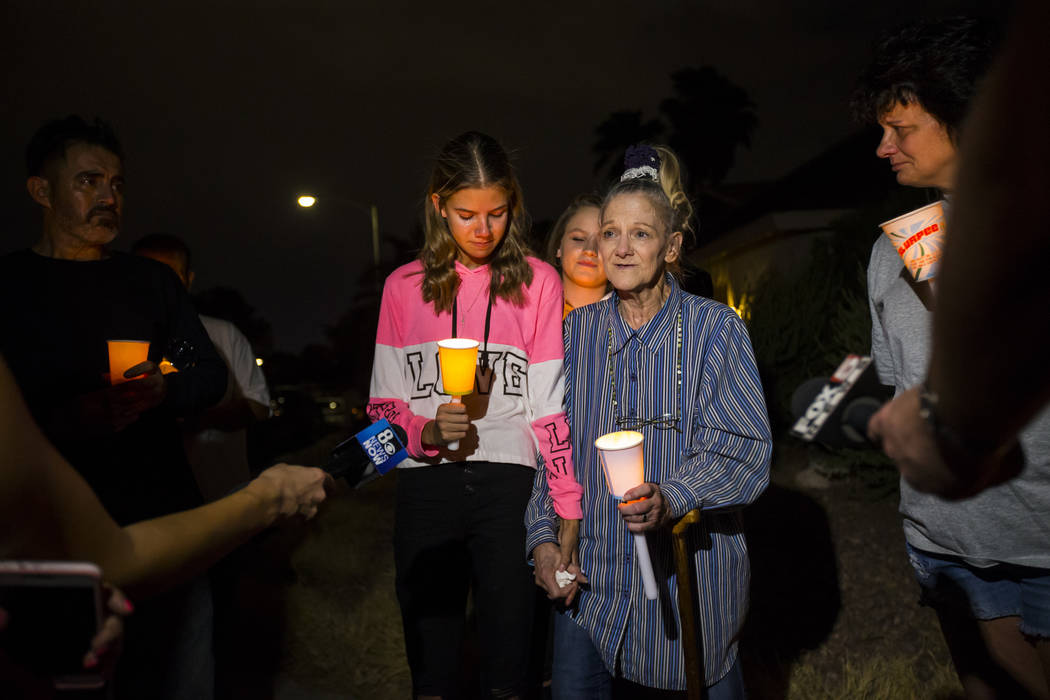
[294,193,381,292]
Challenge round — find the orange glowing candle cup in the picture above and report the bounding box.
[595,430,658,600]
[437,338,480,450]
[107,340,150,385]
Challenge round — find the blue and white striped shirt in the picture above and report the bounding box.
[525,275,772,690]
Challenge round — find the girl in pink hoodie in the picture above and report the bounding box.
[367,131,581,698]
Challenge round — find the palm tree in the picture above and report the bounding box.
[660,66,758,194]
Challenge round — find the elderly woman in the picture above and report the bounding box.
[526,145,771,699]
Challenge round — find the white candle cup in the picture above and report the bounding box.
[594,431,644,498]
[595,430,659,600]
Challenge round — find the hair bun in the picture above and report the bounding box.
[621,145,660,182]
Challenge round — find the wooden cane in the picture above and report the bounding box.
[673,508,704,700]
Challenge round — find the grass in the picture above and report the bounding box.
[787,652,961,699]
[217,433,964,699]
[283,481,411,697]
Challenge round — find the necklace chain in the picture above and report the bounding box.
[607,310,683,433]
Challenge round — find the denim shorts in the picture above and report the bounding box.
[906,542,1050,638]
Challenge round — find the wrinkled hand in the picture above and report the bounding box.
[532,541,587,606]
[868,387,1021,499]
[249,463,333,521]
[618,483,671,533]
[557,517,579,571]
[83,583,133,675]
[423,402,470,447]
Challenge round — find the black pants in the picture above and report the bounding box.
[394,462,536,699]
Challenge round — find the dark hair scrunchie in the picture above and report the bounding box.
[622,145,660,182]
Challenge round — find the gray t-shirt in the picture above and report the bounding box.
[868,233,1050,569]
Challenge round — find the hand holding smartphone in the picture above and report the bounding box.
[0,561,105,690]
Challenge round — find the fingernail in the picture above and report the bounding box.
[123,599,135,613]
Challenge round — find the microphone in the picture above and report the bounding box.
[324,418,409,487]
[227,419,409,496]
[790,355,894,448]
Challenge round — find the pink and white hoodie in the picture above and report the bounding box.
[367,256,583,520]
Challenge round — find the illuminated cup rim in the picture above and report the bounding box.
[594,430,644,451]
[106,339,150,345]
[878,200,944,229]
[437,338,480,350]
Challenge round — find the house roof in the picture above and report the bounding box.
[699,129,898,239]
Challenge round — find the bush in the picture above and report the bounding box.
[746,185,930,430]
[747,223,873,430]
[745,198,932,478]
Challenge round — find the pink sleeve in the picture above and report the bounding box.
[532,412,583,519]
[367,271,439,459]
[527,262,583,520]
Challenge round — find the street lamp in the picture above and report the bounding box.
[296,193,381,291]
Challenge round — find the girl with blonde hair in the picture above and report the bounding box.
[367,131,582,699]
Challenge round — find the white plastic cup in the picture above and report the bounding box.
[595,430,658,600]
[594,431,644,498]
[879,200,947,282]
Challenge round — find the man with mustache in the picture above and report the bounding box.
[0,115,228,699]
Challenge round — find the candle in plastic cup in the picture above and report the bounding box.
[594,430,658,600]
[437,338,479,450]
[107,340,150,385]
[437,338,479,397]
[879,200,946,282]
[595,430,645,498]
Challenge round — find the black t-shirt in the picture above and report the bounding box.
[0,249,228,524]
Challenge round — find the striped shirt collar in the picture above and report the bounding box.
[608,273,683,355]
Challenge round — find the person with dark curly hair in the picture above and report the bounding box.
[857,17,1050,698]
[851,16,997,190]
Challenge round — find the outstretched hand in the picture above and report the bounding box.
[249,463,333,521]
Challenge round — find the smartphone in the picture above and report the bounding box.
[0,560,104,690]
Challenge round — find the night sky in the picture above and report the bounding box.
[1,0,1004,352]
